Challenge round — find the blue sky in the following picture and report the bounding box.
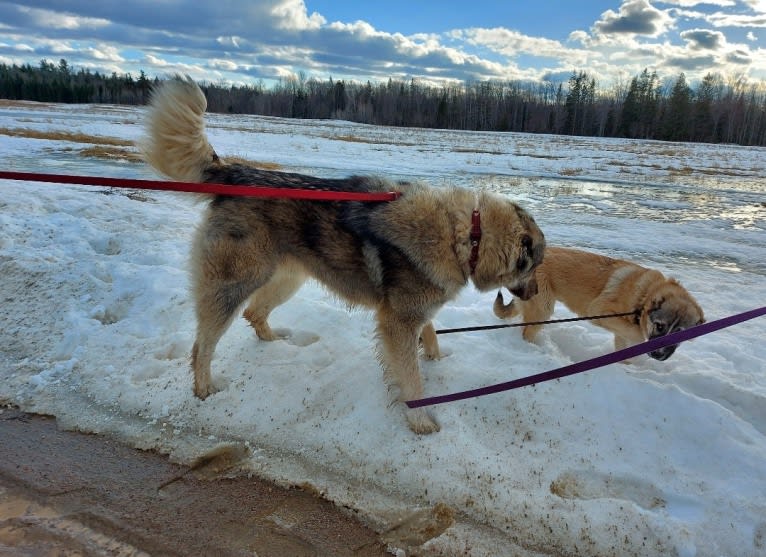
[303,1,610,40]
[0,0,764,88]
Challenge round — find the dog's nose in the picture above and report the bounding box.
[510,275,538,301]
[649,345,677,361]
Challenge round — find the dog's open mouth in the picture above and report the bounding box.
[649,344,677,361]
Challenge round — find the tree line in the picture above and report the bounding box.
[0,59,154,105]
[2,58,766,146]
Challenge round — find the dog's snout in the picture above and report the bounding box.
[649,345,677,361]
[510,274,538,301]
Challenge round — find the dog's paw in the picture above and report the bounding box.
[255,325,289,341]
[194,385,216,400]
[194,378,227,400]
[406,408,440,434]
[422,346,452,361]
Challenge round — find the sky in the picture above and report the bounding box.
[0,0,765,88]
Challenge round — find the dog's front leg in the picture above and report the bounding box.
[377,308,440,434]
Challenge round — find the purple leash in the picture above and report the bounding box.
[406,305,766,409]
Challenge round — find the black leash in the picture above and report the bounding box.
[435,310,640,335]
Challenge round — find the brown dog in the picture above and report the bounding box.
[142,76,545,433]
[494,246,704,361]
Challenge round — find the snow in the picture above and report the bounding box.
[1,100,765,556]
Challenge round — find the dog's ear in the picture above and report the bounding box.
[516,234,533,270]
[515,233,545,275]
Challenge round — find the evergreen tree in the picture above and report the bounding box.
[619,69,659,138]
[662,73,692,141]
[564,71,584,135]
[619,76,641,137]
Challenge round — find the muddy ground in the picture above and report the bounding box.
[0,408,391,556]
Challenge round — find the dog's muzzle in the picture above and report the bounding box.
[648,336,678,361]
[509,275,538,301]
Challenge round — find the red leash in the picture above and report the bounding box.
[0,171,401,202]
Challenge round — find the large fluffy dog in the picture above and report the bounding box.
[494,246,704,361]
[142,77,545,433]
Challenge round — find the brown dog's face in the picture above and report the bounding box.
[643,282,705,361]
[472,199,545,297]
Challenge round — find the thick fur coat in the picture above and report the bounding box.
[143,76,546,433]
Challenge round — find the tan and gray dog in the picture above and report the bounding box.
[494,246,704,361]
[142,76,545,433]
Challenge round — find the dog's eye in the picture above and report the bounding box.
[654,322,667,334]
[521,234,533,251]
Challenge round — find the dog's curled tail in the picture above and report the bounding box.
[493,290,519,319]
[141,75,216,183]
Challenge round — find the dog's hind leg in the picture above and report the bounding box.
[419,321,441,360]
[190,213,278,399]
[192,278,261,399]
[376,307,439,434]
[242,261,307,341]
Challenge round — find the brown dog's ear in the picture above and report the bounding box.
[516,234,533,270]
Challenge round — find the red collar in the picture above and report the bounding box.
[468,209,481,275]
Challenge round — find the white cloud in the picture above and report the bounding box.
[87,44,124,62]
[726,48,753,64]
[749,47,766,70]
[743,0,766,13]
[707,12,766,26]
[18,6,109,31]
[659,0,735,6]
[461,28,566,57]
[594,0,675,37]
[210,59,238,71]
[144,53,169,67]
[270,0,325,31]
[138,54,210,81]
[327,20,384,39]
[216,36,242,49]
[50,42,76,55]
[680,28,727,49]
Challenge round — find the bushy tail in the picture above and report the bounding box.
[140,75,216,183]
[493,290,519,319]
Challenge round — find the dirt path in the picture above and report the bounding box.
[0,408,389,556]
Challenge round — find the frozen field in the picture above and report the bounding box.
[0,99,764,556]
